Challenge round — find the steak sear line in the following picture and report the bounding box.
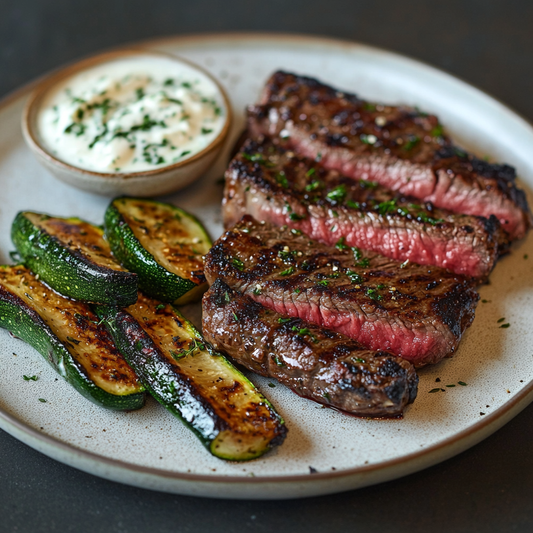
[203,279,419,418]
[204,216,479,366]
[247,71,531,240]
[223,137,505,278]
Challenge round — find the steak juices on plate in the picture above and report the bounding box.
[202,71,530,417]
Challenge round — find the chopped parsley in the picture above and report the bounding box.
[375,199,398,216]
[273,355,285,367]
[366,288,383,301]
[278,249,296,261]
[360,180,378,189]
[346,270,364,284]
[326,184,347,203]
[231,257,245,271]
[403,135,420,151]
[242,152,270,165]
[360,133,377,145]
[305,180,321,192]
[431,124,444,138]
[335,237,349,251]
[64,122,86,136]
[280,266,295,276]
[289,213,306,221]
[276,172,289,188]
[23,375,39,381]
[170,338,205,360]
[346,200,361,209]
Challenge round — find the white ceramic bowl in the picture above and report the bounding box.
[22,49,232,197]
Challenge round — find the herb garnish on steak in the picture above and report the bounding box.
[247,71,531,239]
[203,279,418,418]
[223,138,505,278]
[204,216,479,367]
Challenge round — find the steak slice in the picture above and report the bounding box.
[223,138,504,278]
[247,71,531,240]
[203,279,418,418]
[204,216,479,366]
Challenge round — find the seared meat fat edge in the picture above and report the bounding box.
[223,137,505,278]
[203,216,479,367]
[203,280,418,418]
[247,71,531,240]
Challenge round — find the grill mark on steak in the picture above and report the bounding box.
[204,216,479,366]
[202,279,418,418]
[223,138,505,278]
[247,71,531,240]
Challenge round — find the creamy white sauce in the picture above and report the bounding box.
[37,55,226,173]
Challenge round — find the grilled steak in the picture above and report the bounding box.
[224,138,505,278]
[203,279,418,418]
[247,71,531,240]
[204,216,479,366]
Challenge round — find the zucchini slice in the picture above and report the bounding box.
[96,293,287,460]
[104,197,212,305]
[0,265,145,410]
[11,211,137,306]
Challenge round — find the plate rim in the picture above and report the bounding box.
[2,31,533,498]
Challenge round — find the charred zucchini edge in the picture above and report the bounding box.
[103,198,211,304]
[11,211,138,306]
[0,280,145,411]
[96,301,287,460]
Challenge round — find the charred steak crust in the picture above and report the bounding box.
[204,216,479,366]
[247,71,531,239]
[203,280,418,417]
[223,137,505,278]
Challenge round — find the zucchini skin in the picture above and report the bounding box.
[11,212,138,306]
[104,198,210,304]
[96,299,287,460]
[0,270,145,410]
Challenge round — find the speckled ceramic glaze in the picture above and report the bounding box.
[1,34,533,500]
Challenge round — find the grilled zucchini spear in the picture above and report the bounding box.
[0,265,145,410]
[11,212,137,306]
[96,293,287,460]
[104,197,212,305]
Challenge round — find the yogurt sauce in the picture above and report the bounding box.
[37,55,226,173]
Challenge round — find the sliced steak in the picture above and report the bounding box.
[203,279,418,418]
[247,71,531,240]
[223,138,504,278]
[204,216,479,366]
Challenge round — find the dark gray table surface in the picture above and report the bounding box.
[1,1,533,532]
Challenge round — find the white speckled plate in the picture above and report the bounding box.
[1,33,533,500]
